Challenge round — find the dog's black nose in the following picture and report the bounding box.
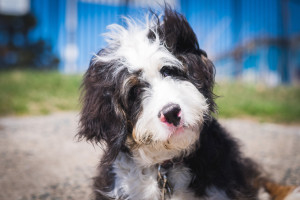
[159,103,181,126]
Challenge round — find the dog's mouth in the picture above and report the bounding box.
[164,122,187,138]
[132,122,193,145]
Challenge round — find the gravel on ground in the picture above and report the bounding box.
[0,112,299,200]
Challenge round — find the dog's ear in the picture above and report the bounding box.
[162,8,201,55]
[78,56,128,164]
[162,8,217,113]
[185,53,217,113]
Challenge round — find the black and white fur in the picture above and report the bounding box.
[78,8,299,200]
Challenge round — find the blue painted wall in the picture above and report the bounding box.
[28,0,300,84]
[29,0,66,70]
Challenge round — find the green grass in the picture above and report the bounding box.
[0,70,82,116]
[214,82,300,123]
[0,70,300,123]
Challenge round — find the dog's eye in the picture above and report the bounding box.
[160,66,185,78]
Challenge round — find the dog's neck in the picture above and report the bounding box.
[160,156,185,169]
[130,143,193,168]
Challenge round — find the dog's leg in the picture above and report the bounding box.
[262,180,300,200]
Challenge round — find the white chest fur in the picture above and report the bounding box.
[103,152,229,200]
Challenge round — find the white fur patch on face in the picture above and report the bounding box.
[131,61,208,165]
[133,77,208,166]
[135,78,208,142]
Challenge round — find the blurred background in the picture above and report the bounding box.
[0,0,300,122]
[1,0,300,83]
[0,1,300,200]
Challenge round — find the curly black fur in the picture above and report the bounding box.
[185,118,260,199]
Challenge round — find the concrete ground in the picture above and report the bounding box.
[0,112,299,200]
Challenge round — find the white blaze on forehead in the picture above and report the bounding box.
[94,16,182,79]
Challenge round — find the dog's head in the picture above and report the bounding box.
[78,9,216,166]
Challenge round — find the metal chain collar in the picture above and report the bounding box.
[157,164,173,200]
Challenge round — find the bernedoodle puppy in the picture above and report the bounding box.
[78,8,300,200]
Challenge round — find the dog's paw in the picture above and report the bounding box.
[285,186,300,200]
[257,187,271,200]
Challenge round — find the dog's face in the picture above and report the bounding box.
[78,9,216,166]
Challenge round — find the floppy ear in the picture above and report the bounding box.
[78,56,128,164]
[162,8,217,113]
[163,8,202,55]
[185,53,217,113]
